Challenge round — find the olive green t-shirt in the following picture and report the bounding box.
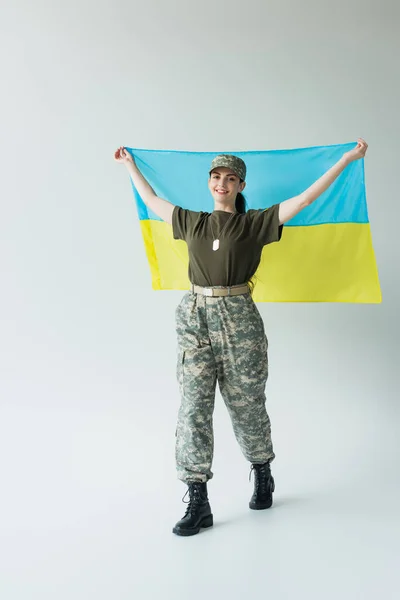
[172,204,283,287]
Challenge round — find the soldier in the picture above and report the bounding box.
[114,140,368,536]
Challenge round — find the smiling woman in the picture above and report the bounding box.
[114,140,375,537]
[208,154,247,214]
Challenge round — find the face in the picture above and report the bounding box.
[208,167,246,206]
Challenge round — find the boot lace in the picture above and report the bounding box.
[249,463,270,495]
[182,484,203,516]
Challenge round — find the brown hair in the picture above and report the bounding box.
[235,192,247,214]
[235,179,247,214]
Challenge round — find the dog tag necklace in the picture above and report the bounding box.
[210,211,235,251]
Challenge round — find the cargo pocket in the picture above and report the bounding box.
[175,350,186,438]
[176,350,186,390]
[260,335,269,382]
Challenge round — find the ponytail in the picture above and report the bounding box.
[235,190,247,214]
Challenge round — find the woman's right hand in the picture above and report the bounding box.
[114,146,134,165]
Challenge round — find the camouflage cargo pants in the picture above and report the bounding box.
[175,291,275,483]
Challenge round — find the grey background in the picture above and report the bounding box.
[1,1,399,598]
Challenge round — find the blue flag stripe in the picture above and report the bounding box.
[127,143,368,226]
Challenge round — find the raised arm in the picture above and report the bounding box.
[114,147,175,225]
[278,139,368,225]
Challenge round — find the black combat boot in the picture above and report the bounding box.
[249,462,275,510]
[173,481,213,536]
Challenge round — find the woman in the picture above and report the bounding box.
[114,139,368,537]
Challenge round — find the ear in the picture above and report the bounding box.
[239,181,246,192]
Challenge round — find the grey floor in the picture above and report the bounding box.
[1,402,399,600]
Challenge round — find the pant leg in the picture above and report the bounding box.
[175,293,217,483]
[207,294,275,464]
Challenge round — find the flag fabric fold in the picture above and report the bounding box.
[127,143,381,303]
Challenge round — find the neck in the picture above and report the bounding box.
[213,202,236,213]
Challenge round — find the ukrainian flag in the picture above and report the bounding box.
[127,143,381,303]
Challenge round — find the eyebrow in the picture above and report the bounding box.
[212,171,238,177]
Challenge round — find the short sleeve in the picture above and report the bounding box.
[247,203,283,246]
[172,206,188,240]
[172,206,201,241]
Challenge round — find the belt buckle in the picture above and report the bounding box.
[203,287,213,297]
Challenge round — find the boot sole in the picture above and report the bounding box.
[249,502,273,510]
[172,514,214,536]
[249,498,273,510]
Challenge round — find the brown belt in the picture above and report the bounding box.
[190,283,250,297]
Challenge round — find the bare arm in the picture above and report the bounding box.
[278,139,368,225]
[114,147,175,225]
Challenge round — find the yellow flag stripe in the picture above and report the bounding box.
[139,220,381,303]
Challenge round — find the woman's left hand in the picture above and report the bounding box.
[343,138,368,163]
